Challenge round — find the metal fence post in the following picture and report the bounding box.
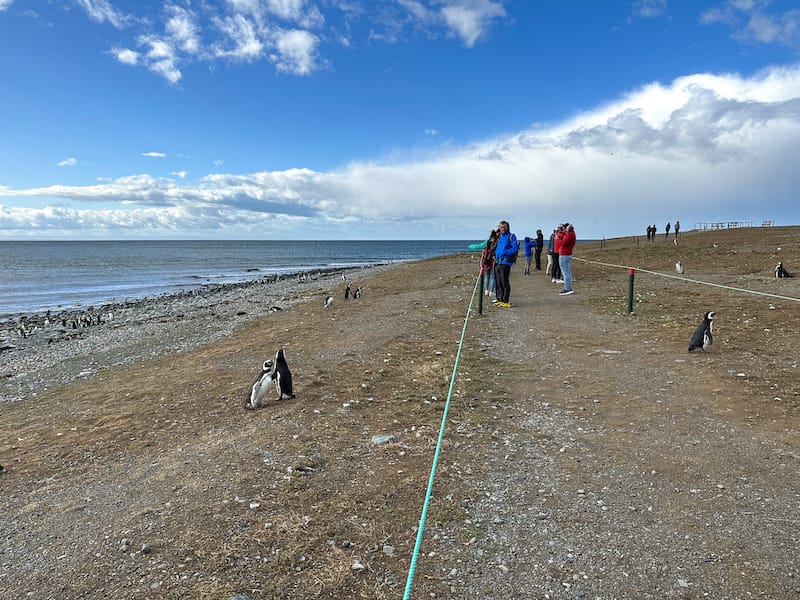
[627,268,635,314]
[478,272,484,315]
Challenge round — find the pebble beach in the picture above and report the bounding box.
[0,264,393,403]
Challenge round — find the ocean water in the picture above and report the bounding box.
[0,240,472,319]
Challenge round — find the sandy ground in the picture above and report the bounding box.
[1,226,799,599]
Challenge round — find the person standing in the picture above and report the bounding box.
[493,220,519,308]
[665,222,671,240]
[558,223,576,296]
[552,224,563,283]
[523,236,536,275]
[480,229,498,297]
[535,229,544,271]
[674,220,680,238]
[546,229,555,277]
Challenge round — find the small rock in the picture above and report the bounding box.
[371,434,395,445]
[382,544,395,557]
[351,560,365,571]
[141,543,152,555]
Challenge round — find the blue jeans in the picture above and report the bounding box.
[559,255,573,291]
[484,268,495,294]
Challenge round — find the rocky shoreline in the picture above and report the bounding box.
[0,263,394,403]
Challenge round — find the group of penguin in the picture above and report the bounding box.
[324,279,362,311]
[244,309,717,410]
[12,309,112,339]
[676,260,793,278]
[246,277,363,409]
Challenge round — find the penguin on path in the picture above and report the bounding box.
[245,358,275,409]
[244,348,295,408]
[775,261,793,278]
[272,348,295,400]
[688,311,714,352]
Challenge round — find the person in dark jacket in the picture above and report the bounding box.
[481,229,498,297]
[493,220,519,308]
[535,229,544,271]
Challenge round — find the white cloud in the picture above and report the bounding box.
[213,13,266,61]
[424,128,439,136]
[142,151,166,158]
[57,157,79,167]
[701,1,800,49]
[111,46,139,65]
[0,0,14,11]
[76,0,129,29]
[171,171,188,179]
[165,4,201,54]
[438,0,506,47]
[3,64,800,238]
[632,0,669,19]
[138,34,183,83]
[271,29,319,74]
[67,1,509,83]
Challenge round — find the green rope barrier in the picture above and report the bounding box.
[402,272,482,600]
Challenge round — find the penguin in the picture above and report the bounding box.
[775,261,793,278]
[245,359,275,409]
[688,311,714,352]
[344,283,351,300]
[272,348,295,400]
[324,295,334,310]
[675,260,684,274]
[354,287,362,299]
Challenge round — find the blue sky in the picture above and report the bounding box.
[1,0,799,240]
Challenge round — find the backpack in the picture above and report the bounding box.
[507,234,520,263]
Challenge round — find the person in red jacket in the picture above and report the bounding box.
[558,223,576,295]
[551,224,563,282]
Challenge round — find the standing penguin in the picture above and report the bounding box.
[688,311,714,352]
[344,283,351,300]
[272,348,295,399]
[324,295,334,310]
[245,358,275,409]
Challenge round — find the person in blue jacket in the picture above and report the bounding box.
[523,236,537,275]
[493,220,519,308]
